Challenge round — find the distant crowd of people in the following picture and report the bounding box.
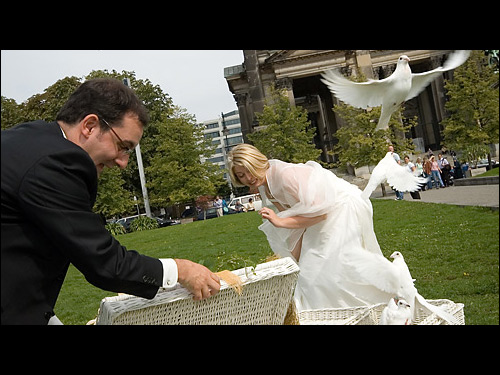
[213,195,256,215]
[391,146,472,201]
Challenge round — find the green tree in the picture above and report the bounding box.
[94,167,135,219]
[2,70,176,218]
[1,96,23,130]
[441,50,499,166]
[247,85,321,163]
[332,104,416,170]
[2,70,227,218]
[146,106,224,207]
[1,77,81,129]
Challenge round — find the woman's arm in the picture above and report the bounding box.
[259,207,327,229]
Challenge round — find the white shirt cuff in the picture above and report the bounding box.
[159,258,178,288]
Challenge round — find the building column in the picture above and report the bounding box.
[243,50,266,114]
[234,93,251,142]
[275,77,295,107]
[429,55,448,124]
[355,50,374,79]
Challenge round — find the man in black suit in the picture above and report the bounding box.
[1,78,220,324]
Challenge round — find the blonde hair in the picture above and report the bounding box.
[228,144,269,187]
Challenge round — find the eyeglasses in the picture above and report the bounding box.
[99,117,134,155]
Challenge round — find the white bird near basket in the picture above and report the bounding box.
[342,250,460,325]
[321,50,471,130]
[361,151,428,199]
[390,251,459,325]
[380,297,412,325]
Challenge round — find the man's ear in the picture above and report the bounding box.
[80,114,100,138]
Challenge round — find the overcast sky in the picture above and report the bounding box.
[1,50,245,122]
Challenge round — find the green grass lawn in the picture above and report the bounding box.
[56,201,499,325]
[473,167,499,177]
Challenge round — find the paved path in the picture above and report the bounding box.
[372,184,499,210]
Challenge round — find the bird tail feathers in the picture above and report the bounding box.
[375,109,392,130]
[415,293,461,325]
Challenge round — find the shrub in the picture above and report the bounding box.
[105,222,127,236]
[129,215,159,232]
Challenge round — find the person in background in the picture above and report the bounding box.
[453,155,464,179]
[415,157,426,191]
[423,156,433,190]
[246,197,256,211]
[438,153,451,187]
[234,200,245,212]
[429,155,444,189]
[404,155,421,199]
[214,196,223,217]
[222,197,229,215]
[462,161,470,178]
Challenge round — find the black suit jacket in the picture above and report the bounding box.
[1,121,163,324]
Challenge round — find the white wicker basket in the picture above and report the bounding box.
[298,299,465,325]
[95,257,300,325]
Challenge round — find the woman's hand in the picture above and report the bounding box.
[259,207,327,229]
[259,207,283,227]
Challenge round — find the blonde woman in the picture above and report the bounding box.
[228,144,398,312]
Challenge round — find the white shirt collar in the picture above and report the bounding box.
[59,125,67,139]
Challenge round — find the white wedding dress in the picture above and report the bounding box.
[258,159,396,312]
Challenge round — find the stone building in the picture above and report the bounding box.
[224,50,458,162]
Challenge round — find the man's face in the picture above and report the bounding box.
[83,113,143,177]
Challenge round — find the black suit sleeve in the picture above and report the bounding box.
[18,147,163,299]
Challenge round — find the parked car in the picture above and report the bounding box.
[115,214,145,232]
[155,215,181,228]
[471,159,499,169]
[181,207,199,218]
[197,207,238,220]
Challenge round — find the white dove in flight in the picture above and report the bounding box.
[379,297,412,325]
[321,50,471,130]
[361,151,428,199]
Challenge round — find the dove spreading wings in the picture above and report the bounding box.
[361,151,428,200]
[321,50,471,130]
[343,250,460,325]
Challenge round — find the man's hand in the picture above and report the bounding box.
[174,259,221,300]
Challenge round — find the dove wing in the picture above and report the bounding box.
[386,165,427,193]
[321,69,392,109]
[342,248,401,295]
[362,152,427,199]
[361,152,394,199]
[406,50,471,101]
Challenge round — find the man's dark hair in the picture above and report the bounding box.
[56,78,149,128]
